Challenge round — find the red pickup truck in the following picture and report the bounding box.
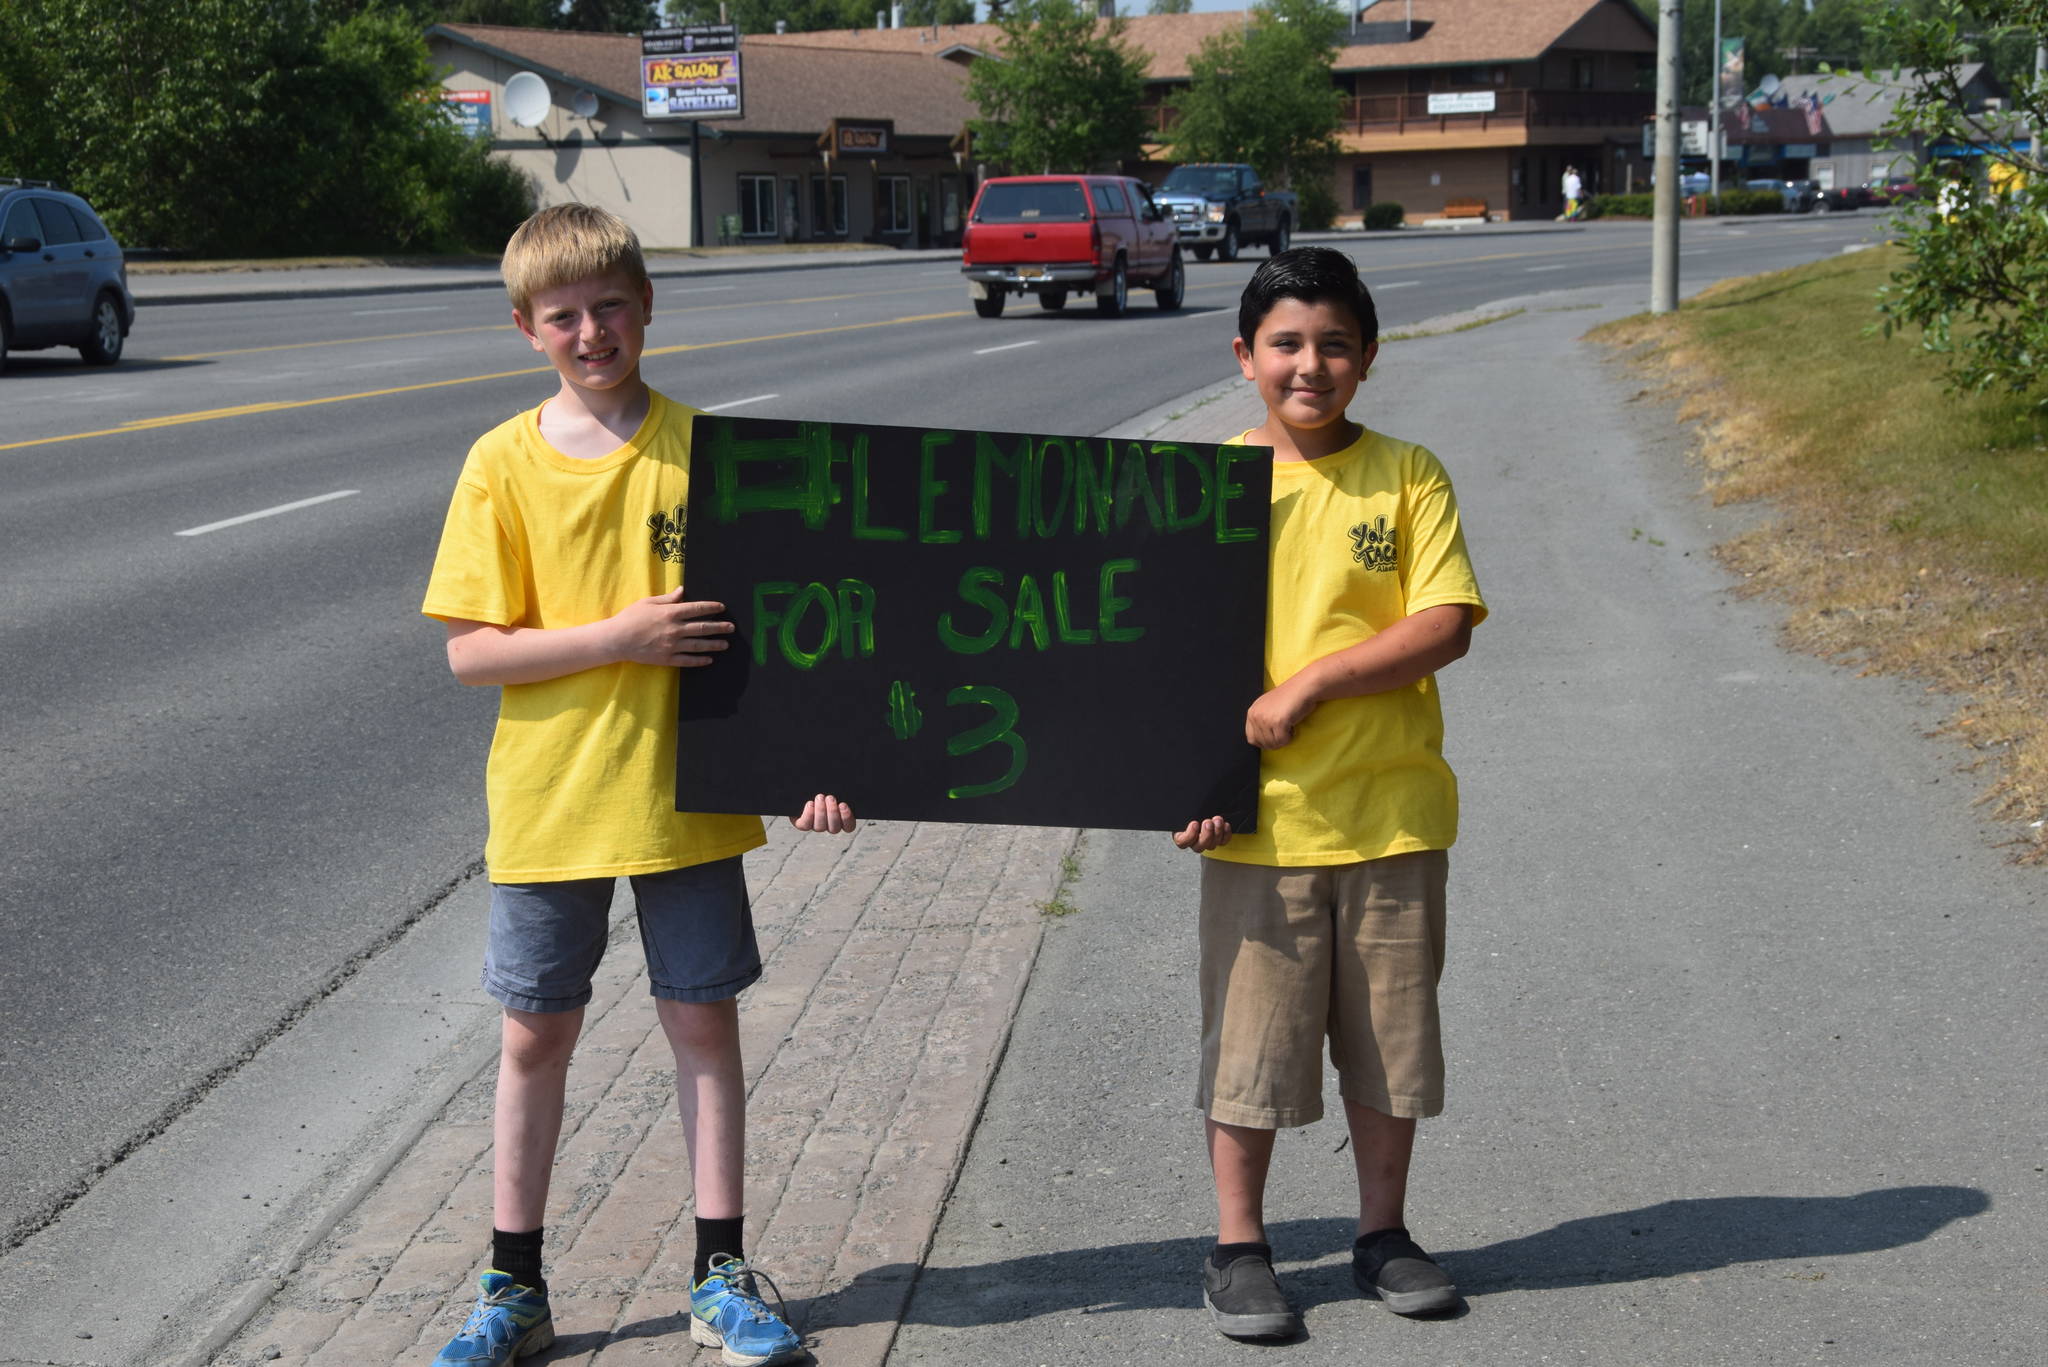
[960,174,1185,318]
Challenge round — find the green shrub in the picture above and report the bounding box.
[1707,189,1783,216]
[1590,192,1653,217]
[1363,201,1405,230]
[1583,190,1783,219]
[1296,178,1338,231]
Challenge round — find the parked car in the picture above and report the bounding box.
[1151,163,1295,262]
[1744,178,1817,213]
[1812,182,1873,212]
[0,178,134,372]
[960,175,1183,319]
[1864,176,1921,204]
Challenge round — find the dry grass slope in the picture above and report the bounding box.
[1595,245,2048,862]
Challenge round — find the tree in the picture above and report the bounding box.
[1163,0,1344,192]
[1,0,530,255]
[561,0,660,30]
[432,0,563,24]
[1147,0,1193,13]
[965,0,1151,174]
[902,0,978,24]
[1859,0,2048,402]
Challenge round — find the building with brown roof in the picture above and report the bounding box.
[427,1,1656,245]
[753,1,1659,224]
[428,22,979,249]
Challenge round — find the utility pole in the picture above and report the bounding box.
[1651,0,1681,313]
[1709,0,1722,198]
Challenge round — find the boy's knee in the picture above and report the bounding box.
[501,1007,581,1072]
[656,996,738,1052]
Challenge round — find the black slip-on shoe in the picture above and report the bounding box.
[1202,1250,1301,1340]
[1351,1226,1460,1315]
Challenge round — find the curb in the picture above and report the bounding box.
[132,249,962,308]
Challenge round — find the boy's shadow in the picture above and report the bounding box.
[528,1185,1987,1355]
[851,1185,1987,1331]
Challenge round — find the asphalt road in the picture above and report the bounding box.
[0,214,1897,1251]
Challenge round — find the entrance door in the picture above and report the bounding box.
[781,178,802,243]
[915,178,933,248]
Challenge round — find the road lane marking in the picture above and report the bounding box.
[704,393,779,411]
[1374,280,1422,289]
[176,490,359,537]
[669,285,737,294]
[1526,264,1569,272]
[973,340,1040,355]
[351,305,451,316]
[3,310,970,452]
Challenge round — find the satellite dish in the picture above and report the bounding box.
[571,88,599,119]
[504,71,550,128]
[1759,73,1782,96]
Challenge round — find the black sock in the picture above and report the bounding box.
[694,1215,746,1286]
[493,1226,546,1292]
[1210,1240,1272,1269]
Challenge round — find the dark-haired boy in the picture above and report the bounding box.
[1176,246,1487,1339]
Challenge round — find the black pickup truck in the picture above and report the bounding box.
[1152,163,1296,262]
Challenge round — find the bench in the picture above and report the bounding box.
[1441,197,1488,219]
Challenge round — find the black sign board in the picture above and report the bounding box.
[642,24,739,54]
[676,417,1272,831]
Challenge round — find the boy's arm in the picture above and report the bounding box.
[442,587,733,686]
[1246,602,1473,750]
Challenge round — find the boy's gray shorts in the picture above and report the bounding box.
[482,857,760,1013]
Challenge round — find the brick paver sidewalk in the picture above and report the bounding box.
[215,818,1076,1366]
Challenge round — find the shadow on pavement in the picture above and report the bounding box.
[855,1185,1988,1329]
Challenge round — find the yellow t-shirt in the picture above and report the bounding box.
[422,390,765,882]
[1206,425,1487,868]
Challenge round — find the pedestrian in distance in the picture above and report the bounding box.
[1176,246,1487,1341]
[1562,164,1585,220]
[421,202,854,1367]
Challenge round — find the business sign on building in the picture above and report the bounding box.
[641,25,743,120]
[443,89,492,139]
[1646,121,1720,158]
[825,119,893,158]
[1426,91,1496,116]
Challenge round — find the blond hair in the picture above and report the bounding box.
[500,203,648,317]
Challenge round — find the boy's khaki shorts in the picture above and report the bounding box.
[1198,849,1448,1128]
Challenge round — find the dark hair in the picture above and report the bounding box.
[1237,246,1378,349]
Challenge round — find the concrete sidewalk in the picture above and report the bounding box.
[196,820,1079,1367]
[889,288,2048,1365]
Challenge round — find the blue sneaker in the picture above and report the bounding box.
[689,1255,802,1366]
[431,1270,554,1366]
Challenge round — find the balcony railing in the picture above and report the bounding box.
[1342,88,1652,134]
[1149,88,1652,136]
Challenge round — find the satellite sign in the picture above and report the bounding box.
[642,25,744,121]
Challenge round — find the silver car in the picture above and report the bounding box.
[0,179,135,372]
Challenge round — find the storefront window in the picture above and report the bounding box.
[811,173,849,236]
[739,175,777,237]
[881,175,911,233]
